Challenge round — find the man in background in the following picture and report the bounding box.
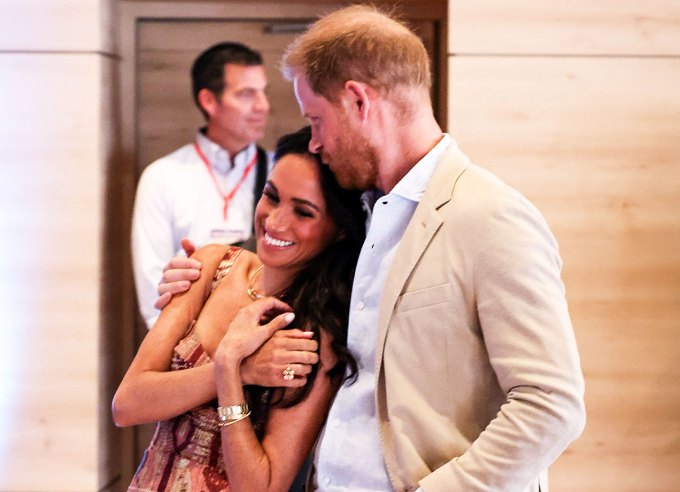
[132,42,271,328]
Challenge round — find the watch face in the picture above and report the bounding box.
[217,402,251,426]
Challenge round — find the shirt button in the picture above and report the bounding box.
[332,418,340,428]
[357,301,365,310]
[323,476,331,485]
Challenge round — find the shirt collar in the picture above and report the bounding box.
[390,133,451,202]
[195,129,257,174]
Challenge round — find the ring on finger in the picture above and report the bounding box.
[282,365,295,381]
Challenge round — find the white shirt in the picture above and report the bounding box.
[131,131,271,328]
[314,135,451,491]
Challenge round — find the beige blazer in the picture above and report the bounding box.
[375,142,586,492]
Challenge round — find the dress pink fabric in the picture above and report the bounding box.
[128,247,242,492]
[128,328,228,492]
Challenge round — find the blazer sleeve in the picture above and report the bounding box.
[420,189,586,491]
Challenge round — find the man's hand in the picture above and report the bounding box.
[241,329,320,387]
[154,238,201,310]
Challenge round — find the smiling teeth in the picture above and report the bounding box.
[265,233,294,247]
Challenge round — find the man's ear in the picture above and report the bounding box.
[343,80,371,121]
[197,88,218,117]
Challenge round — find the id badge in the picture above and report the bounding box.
[209,227,247,245]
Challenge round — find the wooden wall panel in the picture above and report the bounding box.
[450,0,680,55]
[448,26,680,492]
[0,0,120,490]
[0,54,102,490]
[0,0,109,51]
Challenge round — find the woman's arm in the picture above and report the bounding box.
[214,298,340,492]
[153,240,322,388]
[112,244,231,427]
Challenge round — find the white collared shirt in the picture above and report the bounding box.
[131,131,272,328]
[314,134,451,491]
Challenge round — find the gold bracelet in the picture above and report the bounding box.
[217,410,252,427]
[217,402,250,426]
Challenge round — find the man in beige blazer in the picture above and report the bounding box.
[283,6,585,491]
[371,140,586,491]
[159,5,586,491]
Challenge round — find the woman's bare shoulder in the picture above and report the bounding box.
[191,245,258,268]
[190,245,262,288]
[237,248,261,269]
[230,248,262,280]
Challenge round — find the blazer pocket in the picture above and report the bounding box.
[396,283,452,313]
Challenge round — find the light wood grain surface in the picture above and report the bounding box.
[450,0,680,55]
[449,6,680,489]
[0,54,103,490]
[0,0,114,52]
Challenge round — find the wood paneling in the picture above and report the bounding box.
[449,54,680,492]
[0,0,122,490]
[0,54,103,491]
[0,0,112,52]
[450,0,680,56]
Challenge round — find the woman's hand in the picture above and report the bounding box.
[215,297,296,370]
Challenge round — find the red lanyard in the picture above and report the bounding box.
[194,141,258,220]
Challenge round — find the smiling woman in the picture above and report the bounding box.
[112,127,366,491]
[255,151,339,276]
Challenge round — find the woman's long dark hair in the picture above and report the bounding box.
[245,126,365,438]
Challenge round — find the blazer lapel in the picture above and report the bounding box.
[374,142,471,375]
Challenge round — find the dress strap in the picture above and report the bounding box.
[210,246,243,292]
